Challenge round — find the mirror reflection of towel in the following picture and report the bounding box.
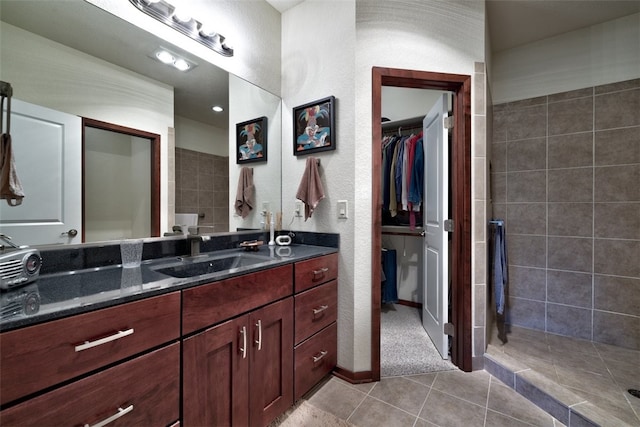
[235,167,254,218]
[296,157,325,221]
[0,134,24,206]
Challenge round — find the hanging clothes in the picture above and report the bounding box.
[380,126,424,228]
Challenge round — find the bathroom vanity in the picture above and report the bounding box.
[0,238,338,427]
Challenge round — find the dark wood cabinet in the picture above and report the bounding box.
[183,316,249,427]
[293,254,339,400]
[183,297,293,427]
[1,250,337,427]
[0,292,181,407]
[1,343,180,426]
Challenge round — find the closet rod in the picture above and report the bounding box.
[382,230,424,237]
[381,115,423,130]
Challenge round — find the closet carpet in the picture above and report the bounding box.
[381,303,455,377]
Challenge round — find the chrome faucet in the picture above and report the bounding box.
[187,232,212,257]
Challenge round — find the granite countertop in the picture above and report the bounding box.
[0,244,338,332]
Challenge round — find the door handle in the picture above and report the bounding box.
[61,229,78,237]
[255,320,262,351]
[239,326,247,359]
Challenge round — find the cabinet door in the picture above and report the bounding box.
[183,316,250,427]
[250,297,294,427]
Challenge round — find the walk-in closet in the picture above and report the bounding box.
[379,86,455,376]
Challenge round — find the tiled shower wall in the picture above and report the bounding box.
[175,148,229,232]
[491,78,640,350]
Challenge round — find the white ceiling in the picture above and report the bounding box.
[267,0,640,53]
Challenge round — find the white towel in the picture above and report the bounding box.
[296,157,325,221]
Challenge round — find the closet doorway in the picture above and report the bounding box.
[371,68,472,380]
[380,89,453,376]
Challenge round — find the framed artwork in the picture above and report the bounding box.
[236,116,267,164]
[293,96,335,156]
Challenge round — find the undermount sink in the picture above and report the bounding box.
[154,252,271,279]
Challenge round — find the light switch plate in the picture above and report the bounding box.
[337,200,348,219]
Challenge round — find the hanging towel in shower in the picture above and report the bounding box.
[234,167,254,218]
[492,221,507,315]
[296,157,325,221]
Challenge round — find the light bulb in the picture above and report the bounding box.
[198,23,216,38]
[172,7,192,23]
[173,58,190,71]
[212,106,223,112]
[155,50,174,64]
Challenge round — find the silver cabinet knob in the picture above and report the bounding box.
[62,229,78,237]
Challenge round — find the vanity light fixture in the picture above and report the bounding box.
[212,106,224,112]
[129,0,234,57]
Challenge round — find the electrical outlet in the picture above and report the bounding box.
[295,201,303,217]
[337,200,348,219]
[262,201,270,216]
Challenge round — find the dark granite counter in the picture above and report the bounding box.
[0,233,338,332]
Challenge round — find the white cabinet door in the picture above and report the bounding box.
[0,99,81,246]
[422,93,449,359]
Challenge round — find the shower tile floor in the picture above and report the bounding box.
[303,371,564,426]
[486,325,640,426]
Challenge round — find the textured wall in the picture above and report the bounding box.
[491,78,640,350]
[282,0,357,371]
[354,0,485,372]
[280,0,485,372]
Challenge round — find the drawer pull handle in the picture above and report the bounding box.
[239,326,247,359]
[313,305,329,317]
[312,350,328,364]
[75,328,134,352]
[84,404,133,427]
[312,267,329,278]
[255,320,262,351]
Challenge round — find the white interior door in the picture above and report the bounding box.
[422,93,449,359]
[0,99,81,246]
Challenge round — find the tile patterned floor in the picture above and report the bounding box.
[486,326,640,426]
[304,372,565,426]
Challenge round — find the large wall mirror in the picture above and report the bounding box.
[0,0,282,246]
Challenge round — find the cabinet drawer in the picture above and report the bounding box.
[182,265,293,334]
[294,253,338,293]
[0,343,180,426]
[294,322,337,401]
[0,292,181,405]
[294,280,337,345]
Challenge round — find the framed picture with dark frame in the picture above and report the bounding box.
[293,96,335,156]
[236,116,267,164]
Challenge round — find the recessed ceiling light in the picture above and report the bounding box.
[212,106,224,112]
[151,47,197,72]
[173,58,190,71]
[155,50,174,64]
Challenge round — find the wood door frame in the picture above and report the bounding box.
[81,118,161,241]
[371,67,472,378]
